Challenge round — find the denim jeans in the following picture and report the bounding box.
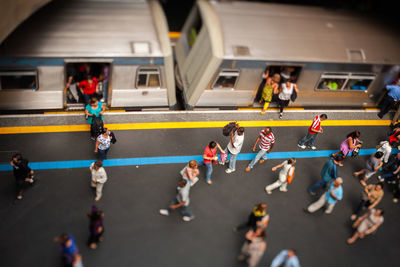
[168,198,193,217]
[248,149,268,169]
[98,148,109,161]
[298,132,318,147]
[225,148,238,170]
[308,179,328,193]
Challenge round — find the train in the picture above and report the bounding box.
[0,0,399,111]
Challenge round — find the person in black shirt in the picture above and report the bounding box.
[10,153,35,200]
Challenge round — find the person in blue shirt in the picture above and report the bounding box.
[378,79,400,118]
[308,155,343,195]
[305,177,343,214]
[53,233,79,267]
[271,249,300,267]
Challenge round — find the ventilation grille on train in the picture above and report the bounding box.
[233,45,250,56]
[347,49,366,62]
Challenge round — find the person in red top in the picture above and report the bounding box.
[201,141,224,184]
[298,114,327,150]
[79,75,99,105]
[245,127,275,172]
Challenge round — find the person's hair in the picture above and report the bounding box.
[208,141,217,149]
[347,130,360,139]
[254,203,267,213]
[94,160,103,168]
[59,233,70,244]
[377,209,384,215]
[335,155,344,162]
[263,127,271,133]
[89,97,98,105]
[12,153,22,161]
[376,182,384,189]
[101,128,108,134]
[188,160,198,168]
[237,127,245,133]
[288,158,296,164]
[320,114,328,119]
[178,179,187,186]
[289,248,297,254]
[87,74,93,80]
[375,151,384,159]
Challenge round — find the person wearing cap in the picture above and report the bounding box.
[305,177,343,214]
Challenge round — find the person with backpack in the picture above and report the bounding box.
[10,153,35,200]
[85,97,105,140]
[224,127,245,174]
[265,158,296,194]
[245,127,275,172]
[95,128,114,161]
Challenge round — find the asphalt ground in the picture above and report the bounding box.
[1,124,400,266]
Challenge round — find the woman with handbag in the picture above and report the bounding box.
[347,208,384,244]
[95,128,114,161]
[265,158,296,194]
[331,131,363,159]
[85,97,105,140]
[277,80,299,119]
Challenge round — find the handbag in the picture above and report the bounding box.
[290,89,297,102]
[286,167,295,183]
[110,131,117,144]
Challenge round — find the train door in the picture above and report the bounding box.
[254,65,302,107]
[64,62,111,110]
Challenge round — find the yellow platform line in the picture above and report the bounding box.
[0,120,392,134]
[44,110,125,114]
[238,107,304,111]
[169,32,181,38]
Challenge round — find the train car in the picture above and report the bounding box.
[174,0,400,109]
[0,0,176,110]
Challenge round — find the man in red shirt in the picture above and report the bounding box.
[245,127,275,172]
[298,114,327,150]
[79,75,99,105]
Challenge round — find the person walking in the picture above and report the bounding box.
[331,131,362,158]
[245,127,275,172]
[298,114,328,150]
[90,161,108,201]
[10,153,35,200]
[270,249,300,267]
[180,160,200,186]
[159,179,194,222]
[237,228,267,267]
[376,140,393,164]
[201,141,224,184]
[94,128,114,161]
[234,203,269,232]
[53,233,79,267]
[85,97,105,140]
[78,74,99,106]
[308,155,343,195]
[305,177,343,214]
[277,80,299,119]
[350,183,384,220]
[260,73,280,114]
[377,79,400,118]
[347,208,384,244]
[265,158,296,194]
[87,205,104,249]
[353,152,384,186]
[225,127,245,173]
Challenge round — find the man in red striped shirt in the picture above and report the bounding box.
[298,114,328,150]
[245,127,275,172]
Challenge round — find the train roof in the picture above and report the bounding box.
[0,0,168,58]
[203,1,400,64]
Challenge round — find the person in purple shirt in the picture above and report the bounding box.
[271,249,300,267]
[378,79,400,118]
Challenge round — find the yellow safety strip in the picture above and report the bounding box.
[44,110,125,114]
[238,108,304,111]
[169,32,181,39]
[0,120,391,134]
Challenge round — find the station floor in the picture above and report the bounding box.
[0,110,400,267]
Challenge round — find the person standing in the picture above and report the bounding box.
[234,203,269,232]
[10,153,35,200]
[270,249,300,267]
[277,80,299,119]
[308,155,343,195]
[347,208,384,244]
[99,63,109,103]
[87,205,105,249]
[201,141,225,184]
[265,158,296,194]
[90,161,108,201]
[53,233,79,267]
[85,97,105,140]
[245,127,275,172]
[305,177,343,214]
[350,183,384,220]
[377,79,400,118]
[237,228,267,267]
[353,152,384,186]
[181,160,200,186]
[95,128,114,161]
[78,74,99,106]
[298,114,327,150]
[225,127,245,173]
[159,179,194,222]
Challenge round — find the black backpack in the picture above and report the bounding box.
[223,122,238,136]
[91,116,104,138]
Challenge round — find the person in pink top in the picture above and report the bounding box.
[181,160,200,186]
[246,127,275,172]
[331,131,363,158]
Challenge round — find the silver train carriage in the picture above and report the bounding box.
[174,0,400,109]
[0,0,176,110]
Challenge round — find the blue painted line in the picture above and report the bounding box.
[0,148,390,172]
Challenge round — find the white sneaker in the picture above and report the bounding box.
[225,168,235,174]
[265,187,272,194]
[183,216,194,222]
[279,188,288,192]
[159,209,169,216]
[310,146,317,150]
[298,144,306,149]
[378,176,384,182]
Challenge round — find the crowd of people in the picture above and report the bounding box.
[9,111,400,266]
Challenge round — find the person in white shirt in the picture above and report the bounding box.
[90,161,108,201]
[377,140,393,164]
[225,127,245,173]
[265,158,296,194]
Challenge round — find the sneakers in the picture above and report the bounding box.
[16,195,23,200]
[183,216,194,222]
[225,168,235,174]
[245,167,251,172]
[279,188,288,192]
[259,159,265,164]
[298,144,306,149]
[265,187,272,194]
[378,176,384,182]
[279,113,283,119]
[310,146,317,150]
[159,209,169,216]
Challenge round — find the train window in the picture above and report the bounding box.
[136,67,160,88]
[212,70,239,89]
[0,70,38,90]
[345,74,375,91]
[316,73,374,91]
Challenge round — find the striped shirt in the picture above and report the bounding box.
[259,130,275,150]
[308,115,321,134]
